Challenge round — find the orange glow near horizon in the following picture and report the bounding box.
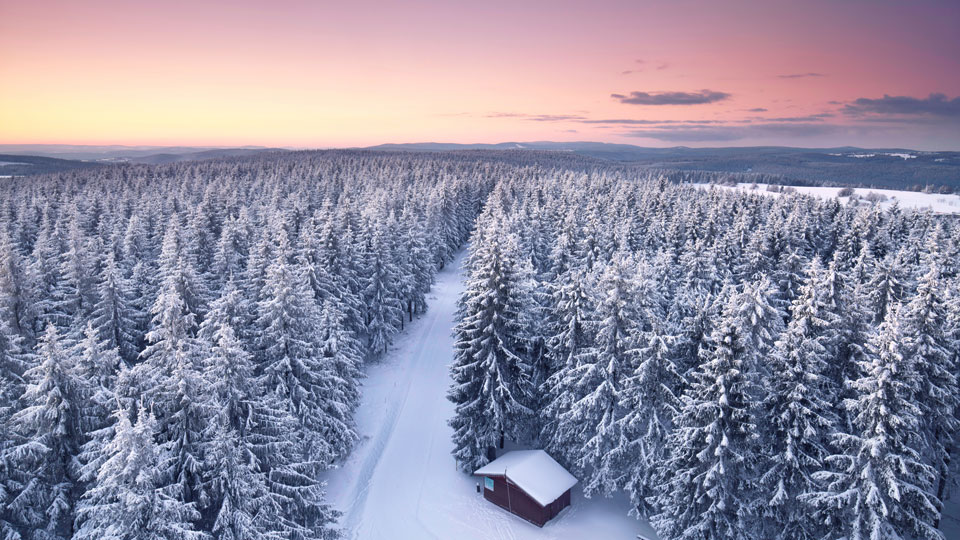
[1,0,959,149]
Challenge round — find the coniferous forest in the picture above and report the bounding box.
[0,150,957,540]
[0,151,491,539]
[449,167,960,539]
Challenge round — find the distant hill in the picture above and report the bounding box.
[0,144,283,162]
[129,147,287,165]
[364,142,960,190]
[0,154,104,176]
[0,145,286,174]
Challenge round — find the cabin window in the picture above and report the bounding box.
[484,477,494,491]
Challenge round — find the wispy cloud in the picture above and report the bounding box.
[623,122,842,142]
[622,59,668,75]
[778,72,825,79]
[580,118,725,125]
[611,89,730,105]
[843,93,960,117]
[747,107,768,112]
[484,112,587,122]
[482,114,726,126]
[764,113,835,122]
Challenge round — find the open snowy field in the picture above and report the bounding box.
[706,183,960,215]
[321,249,657,540]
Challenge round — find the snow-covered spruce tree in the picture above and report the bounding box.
[6,324,83,540]
[731,274,784,365]
[211,214,250,292]
[652,288,762,540]
[565,252,643,496]
[803,305,943,540]
[362,225,403,355]
[124,261,155,359]
[159,340,210,518]
[316,299,363,430]
[899,260,958,518]
[55,214,97,337]
[0,316,28,538]
[400,208,435,320]
[91,250,139,365]
[314,215,365,343]
[123,248,198,410]
[756,258,840,540]
[945,279,960,493]
[124,240,209,519]
[617,327,682,518]
[448,232,534,471]
[255,228,355,464]
[0,227,35,342]
[27,209,68,334]
[198,292,280,540]
[866,249,910,325]
[541,267,595,461]
[202,411,278,540]
[73,322,122,486]
[75,403,207,540]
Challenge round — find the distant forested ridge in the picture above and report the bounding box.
[0,151,493,539]
[366,143,960,191]
[450,171,960,539]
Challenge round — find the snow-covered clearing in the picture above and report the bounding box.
[705,183,960,214]
[322,248,656,540]
[943,496,960,539]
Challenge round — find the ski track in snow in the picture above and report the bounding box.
[322,248,656,540]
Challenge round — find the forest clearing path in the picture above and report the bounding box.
[322,248,655,540]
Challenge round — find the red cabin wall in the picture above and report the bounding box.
[478,476,571,527]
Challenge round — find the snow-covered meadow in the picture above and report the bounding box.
[708,182,960,214]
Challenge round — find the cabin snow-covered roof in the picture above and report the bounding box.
[473,450,578,506]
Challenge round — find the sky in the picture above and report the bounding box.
[1,0,958,149]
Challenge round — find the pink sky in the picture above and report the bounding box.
[1,0,958,149]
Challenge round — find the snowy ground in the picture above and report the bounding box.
[322,248,656,540]
[706,183,960,215]
[942,495,960,538]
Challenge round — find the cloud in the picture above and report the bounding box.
[482,113,726,126]
[747,108,768,112]
[778,72,825,79]
[622,59,667,75]
[764,113,835,122]
[843,93,960,117]
[611,89,730,105]
[484,112,587,122]
[580,118,725,125]
[623,122,842,142]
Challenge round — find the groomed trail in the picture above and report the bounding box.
[322,249,658,540]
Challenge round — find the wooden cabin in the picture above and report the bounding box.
[473,450,577,527]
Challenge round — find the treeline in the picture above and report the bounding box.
[0,152,495,539]
[450,174,960,539]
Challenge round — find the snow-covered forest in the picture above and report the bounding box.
[0,151,493,539]
[1,150,958,539]
[450,172,960,539]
